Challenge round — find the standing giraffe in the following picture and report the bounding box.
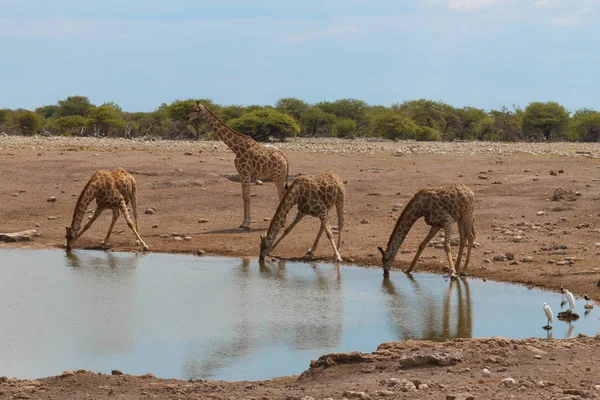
[188,101,289,229]
[259,171,345,262]
[65,167,148,252]
[378,183,475,279]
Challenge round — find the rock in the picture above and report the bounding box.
[255,180,264,185]
[537,211,545,216]
[342,391,372,400]
[195,249,206,256]
[46,196,56,202]
[361,365,376,373]
[198,219,209,223]
[0,230,40,242]
[183,236,192,241]
[398,352,461,369]
[521,256,534,263]
[60,371,75,377]
[144,208,155,215]
[481,368,491,377]
[111,369,123,375]
[550,170,557,175]
[419,383,429,390]
[47,215,61,220]
[392,204,403,212]
[505,252,515,260]
[502,378,516,387]
[493,255,507,262]
[184,151,193,155]
[152,224,158,229]
[563,389,592,398]
[173,236,183,241]
[360,219,370,224]
[375,390,394,396]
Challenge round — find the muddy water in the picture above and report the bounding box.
[0,248,597,381]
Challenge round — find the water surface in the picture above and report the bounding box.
[0,248,597,381]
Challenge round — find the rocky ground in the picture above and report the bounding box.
[1,136,600,399]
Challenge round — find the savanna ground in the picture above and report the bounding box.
[1,136,600,399]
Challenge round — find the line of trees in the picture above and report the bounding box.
[1,96,599,142]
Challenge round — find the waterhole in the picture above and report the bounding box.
[0,248,597,381]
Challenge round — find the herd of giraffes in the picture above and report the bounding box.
[65,101,477,279]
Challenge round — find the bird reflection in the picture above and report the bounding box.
[382,276,472,341]
[564,321,575,339]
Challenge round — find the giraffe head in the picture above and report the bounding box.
[188,101,208,122]
[65,225,78,252]
[259,235,272,261]
[378,246,392,277]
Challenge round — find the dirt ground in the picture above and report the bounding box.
[1,136,600,399]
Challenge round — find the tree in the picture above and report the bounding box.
[299,107,335,136]
[221,105,246,122]
[88,104,125,137]
[35,104,59,119]
[490,106,524,141]
[13,110,41,135]
[332,118,357,138]
[369,111,417,141]
[167,99,219,139]
[229,109,300,141]
[316,99,369,134]
[0,109,11,130]
[275,97,309,121]
[56,115,87,135]
[521,101,569,140]
[57,96,94,117]
[456,107,487,140]
[570,108,600,142]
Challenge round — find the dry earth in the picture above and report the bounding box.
[1,136,600,399]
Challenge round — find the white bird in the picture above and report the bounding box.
[543,302,554,330]
[564,289,575,311]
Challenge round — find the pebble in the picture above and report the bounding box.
[144,208,155,215]
[360,219,370,224]
[502,377,516,387]
[46,196,56,202]
[198,219,209,223]
[481,368,491,377]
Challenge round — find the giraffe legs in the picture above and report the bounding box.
[271,212,305,253]
[322,219,342,262]
[75,207,106,242]
[335,198,344,250]
[240,177,252,229]
[404,226,440,274]
[460,222,475,276]
[455,222,467,275]
[118,200,149,251]
[101,208,120,247]
[305,221,325,259]
[442,225,459,279]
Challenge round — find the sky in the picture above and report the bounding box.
[1,0,599,112]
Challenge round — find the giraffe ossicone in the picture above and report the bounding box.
[188,101,289,229]
[259,171,345,262]
[379,183,476,279]
[65,167,148,252]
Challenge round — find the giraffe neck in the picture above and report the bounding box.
[385,203,422,260]
[69,183,96,232]
[266,187,298,243]
[201,107,249,151]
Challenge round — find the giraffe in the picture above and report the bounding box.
[65,167,148,252]
[259,171,345,262]
[188,101,289,229]
[378,183,475,279]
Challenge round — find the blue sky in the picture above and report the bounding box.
[1,0,598,112]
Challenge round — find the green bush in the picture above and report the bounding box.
[229,109,300,141]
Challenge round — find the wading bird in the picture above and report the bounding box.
[543,302,553,330]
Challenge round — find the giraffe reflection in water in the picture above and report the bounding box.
[382,276,473,340]
[64,251,139,355]
[182,259,343,380]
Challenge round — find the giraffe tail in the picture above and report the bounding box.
[284,158,290,191]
